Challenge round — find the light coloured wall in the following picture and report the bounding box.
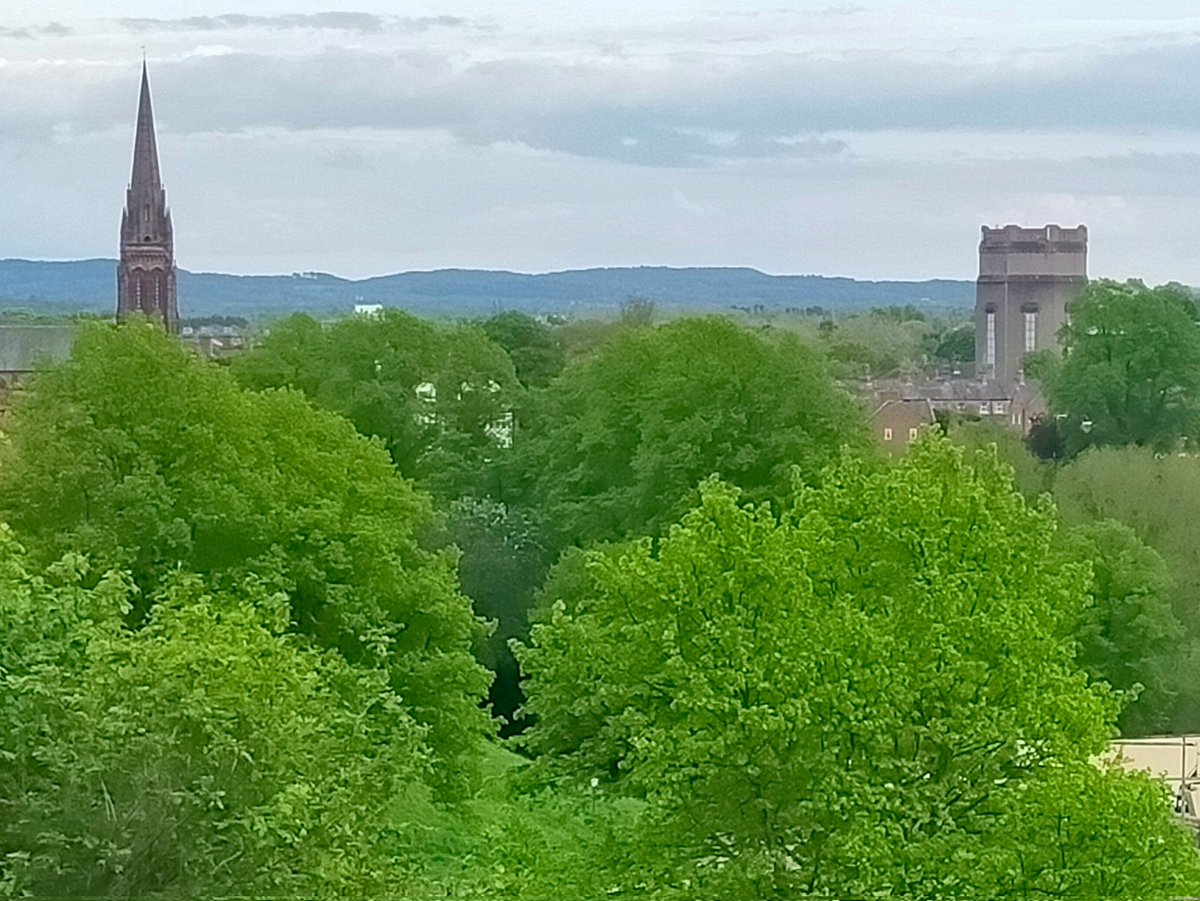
[1108,736,1199,817]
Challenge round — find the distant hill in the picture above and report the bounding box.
[0,259,975,319]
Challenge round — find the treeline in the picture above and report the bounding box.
[0,303,1197,898]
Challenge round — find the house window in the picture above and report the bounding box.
[908,427,919,441]
[985,311,996,368]
[883,428,893,441]
[1024,310,1037,352]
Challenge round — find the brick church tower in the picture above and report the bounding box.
[117,62,178,331]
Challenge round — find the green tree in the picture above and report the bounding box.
[1058,520,1184,736]
[820,308,933,378]
[944,418,1053,499]
[0,321,491,793]
[932,323,975,365]
[1039,280,1200,455]
[517,438,1198,898]
[234,310,521,500]
[482,312,565,389]
[973,762,1200,900]
[510,316,868,549]
[1054,446,1200,731]
[229,311,325,395]
[618,296,657,328]
[0,531,430,897]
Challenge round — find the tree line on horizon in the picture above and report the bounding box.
[1,286,1199,898]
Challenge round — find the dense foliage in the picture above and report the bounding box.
[510,316,869,548]
[481,311,566,389]
[1053,447,1200,731]
[2,315,1198,898]
[233,310,520,500]
[518,438,1199,897]
[0,322,491,795]
[1036,280,1200,455]
[0,535,428,897]
[1058,520,1184,736]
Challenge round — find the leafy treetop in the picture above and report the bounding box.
[234,310,521,500]
[509,316,869,550]
[517,437,1183,898]
[0,321,491,794]
[1035,279,1200,455]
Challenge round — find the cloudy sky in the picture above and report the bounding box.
[2,1,1199,281]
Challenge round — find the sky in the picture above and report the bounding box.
[2,1,1199,281]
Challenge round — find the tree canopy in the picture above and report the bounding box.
[234,310,521,500]
[482,311,565,389]
[508,316,869,549]
[0,534,429,897]
[1053,446,1200,731]
[1036,280,1200,455]
[0,321,491,793]
[1057,520,1184,736]
[3,313,1196,898]
[517,437,1198,898]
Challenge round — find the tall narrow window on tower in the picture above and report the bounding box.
[985,310,996,369]
[1024,309,1037,353]
[117,61,179,332]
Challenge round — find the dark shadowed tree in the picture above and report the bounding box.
[429,497,549,730]
[483,311,566,389]
[933,322,975,364]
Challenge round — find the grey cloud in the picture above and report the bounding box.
[169,41,1200,163]
[116,13,467,35]
[0,23,70,39]
[5,38,1200,167]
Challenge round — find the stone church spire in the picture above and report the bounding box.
[117,61,178,330]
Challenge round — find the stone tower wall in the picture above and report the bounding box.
[975,224,1087,385]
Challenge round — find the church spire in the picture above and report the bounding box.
[117,61,178,330]
[129,61,162,196]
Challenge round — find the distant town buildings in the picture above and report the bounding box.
[117,62,179,332]
[975,224,1087,385]
[870,397,936,456]
[867,376,1047,453]
[865,224,1088,454]
[179,321,248,359]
